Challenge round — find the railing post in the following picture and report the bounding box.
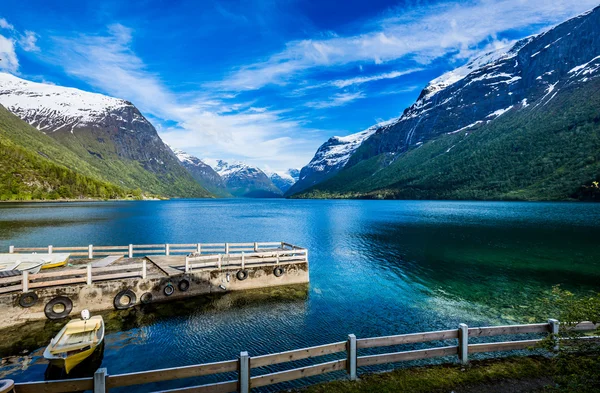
[238,351,250,393]
[142,260,147,279]
[165,244,170,256]
[22,271,29,292]
[48,245,53,254]
[253,242,258,252]
[185,257,190,273]
[458,323,469,365]
[88,244,93,259]
[225,243,229,255]
[218,255,222,270]
[347,334,357,381]
[87,264,92,285]
[241,252,245,269]
[276,251,280,265]
[128,244,133,258]
[9,245,14,254]
[93,367,107,393]
[197,243,201,253]
[548,318,559,351]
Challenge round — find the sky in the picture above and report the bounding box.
[0,0,598,172]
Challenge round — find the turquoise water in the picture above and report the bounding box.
[0,199,599,390]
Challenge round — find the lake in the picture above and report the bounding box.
[1,199,599,391]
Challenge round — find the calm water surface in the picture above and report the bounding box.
[1,199,599,390]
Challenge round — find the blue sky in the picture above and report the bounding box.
[0,0,598,171]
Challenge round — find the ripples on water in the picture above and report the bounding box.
[1,200,599,391]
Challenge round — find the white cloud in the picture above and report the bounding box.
[47,24,319,171]
[0,18,14,31]
[217,0,599,91]
[19,31,40,52]
[306,91,365,109]
[0,34,18,73]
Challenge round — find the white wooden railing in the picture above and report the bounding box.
[12,320,599,393]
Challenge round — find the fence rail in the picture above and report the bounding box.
[0,262,146,294]
[8,242,299,259]
[12,319,599,393]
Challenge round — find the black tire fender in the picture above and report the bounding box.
[164,284,175,296]
[273,266,285,277]
[114,289,137,310]
[236,270,249,281]
[140,292,153,304]
[44,296,73,320]
[178,279,190,292]
[19,292,38,308]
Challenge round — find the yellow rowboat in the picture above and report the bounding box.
[43,312,105,374]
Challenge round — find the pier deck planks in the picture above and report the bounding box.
[146,256,186,276]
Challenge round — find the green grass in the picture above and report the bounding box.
[300,355,600,393]
[293,78,600,201]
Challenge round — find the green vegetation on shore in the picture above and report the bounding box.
[293,78,600,201]
[0,105,156,201]
[300,355,600,393]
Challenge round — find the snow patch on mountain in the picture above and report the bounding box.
[0,72,131,131]
[305,125,380,174]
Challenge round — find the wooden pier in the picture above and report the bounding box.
[0,242,309,329]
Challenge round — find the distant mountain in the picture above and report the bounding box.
[0,73,211,198]
[0,104,132,200]
[170,146,231,197]
[205,159,282,198]
[291,6,600,201]
[268,169,300,193]
[285,125,379,196]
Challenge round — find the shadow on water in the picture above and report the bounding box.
[358,219,600,323]
[0,284,308,381]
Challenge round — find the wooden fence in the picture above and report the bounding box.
[0,262,146,295]
[8,242,299,259]
[12,319,599,393]
[184,248,308,273]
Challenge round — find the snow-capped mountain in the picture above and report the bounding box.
[346,5,600,168]
[0,72,209,197]
[0,72,132,131]
[204,159,282,198]
[169,146,231,197]
[267,169,300,193]
[289,5,600,199]
[285,124,381,196]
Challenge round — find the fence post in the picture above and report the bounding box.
[9,245,14,254]
[225,243,229,255]
[548,318,559,351]
[238,351,250,393]
[241,252,245,269]
[185,257,190,273]
[48,245,53,254]
[93,367,107,393]
[22,271,29,292]
[253,242,258,252]
[142,260,147,279]
[347,334,357,381]
[458,323,469,365]
[276,251,280,265]
[128,244,133,258]
[165,244,170,256]
[88,245,93,259]
[218,255,222,270]
[87,264,92,285]
[197,243,201,253]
